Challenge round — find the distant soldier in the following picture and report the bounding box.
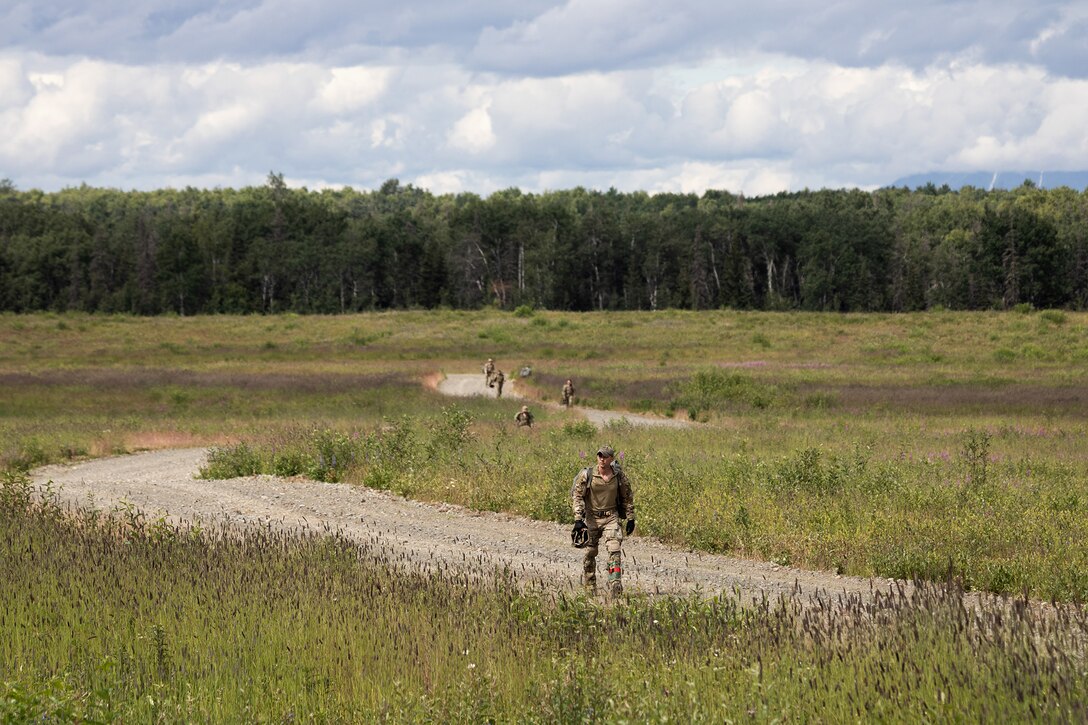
[484,358,495,386]
[561,378,575,408]
[515,405,534,428]
[493,369,505,397]
[571,445,635,595]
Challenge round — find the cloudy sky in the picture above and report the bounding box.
[1,1,1086,196]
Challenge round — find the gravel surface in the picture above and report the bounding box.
[437,373,692,429]
[32,447,892,604]
[24,370,900,606]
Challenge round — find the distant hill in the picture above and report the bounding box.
[890,171,1088,191]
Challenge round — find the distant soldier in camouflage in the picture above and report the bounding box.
[493,369,505,397]
[483,358,495,386]
[571,445,635,595]
[561,378,575,408]
[515,405,534,428]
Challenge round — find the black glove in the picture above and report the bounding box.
[625,518,635,535]
[571,519,588,547]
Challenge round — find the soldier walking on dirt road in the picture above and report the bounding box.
[561,378,575,407]
[483,358,495,386]
[493,369,505,397]
[571,445,635,595]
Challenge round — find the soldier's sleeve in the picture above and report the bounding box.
[572,469,589,520]
[618,470,635,519]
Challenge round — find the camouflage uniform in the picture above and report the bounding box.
[515,406,534,427]
[493,370,505,397]
[484,358,495,386]
[561,380,575,408]
[572,447,635,595]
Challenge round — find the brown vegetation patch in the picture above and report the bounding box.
[124,430,220,452]
[0,369,409,394]
[815,384,1088,416]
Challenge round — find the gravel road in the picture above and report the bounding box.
[437,373,691,429]
[32,447,890,604]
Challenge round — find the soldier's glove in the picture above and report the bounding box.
[571,519,589,548]
[625,518,635,536]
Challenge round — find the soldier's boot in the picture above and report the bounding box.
[582,571,597,592]
[607,558,623,596]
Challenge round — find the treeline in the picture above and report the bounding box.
[1,175,1087,314]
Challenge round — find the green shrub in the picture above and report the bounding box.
[771,447,833,494]
[560,420,596,439]
[270,448,310,477]
[0,470,33,513]
[802,392,837,409]
[428,406,475,454]
[307,429,359,483]
[513,305,535,318]
[199,442,263,479]
[10,439,50,472]
[365,417,416,467]
[670,369,780,416]
[1040,309,1067,325]
[960,428,991,488]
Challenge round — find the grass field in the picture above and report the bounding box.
[3,473,1086,722]
[2,309,1088,719]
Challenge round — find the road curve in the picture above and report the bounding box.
[32,448,886,605]
[436,373,691,429]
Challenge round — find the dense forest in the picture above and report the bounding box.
[1,174,1087,314]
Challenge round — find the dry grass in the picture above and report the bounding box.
[3,480,1086,722]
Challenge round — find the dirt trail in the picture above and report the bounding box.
[436,373,691,429]
[33,448,892,604]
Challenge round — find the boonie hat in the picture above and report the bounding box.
[597,445,615,458]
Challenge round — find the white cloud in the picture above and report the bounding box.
[0,58,33,111]
[952,78,1088,169]
[448,105,496,154]
[315,66,392,113]
[414,170,469,194]
[723,91,779,150]
[186,103,258,144]
[2,7,1088,196]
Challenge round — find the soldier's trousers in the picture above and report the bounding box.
[582,512,624,594]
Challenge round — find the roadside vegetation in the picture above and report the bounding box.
[3,310,1087,598]
[3,309,1088,717]
[3,472,1085,721]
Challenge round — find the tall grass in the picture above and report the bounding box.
[191,409,1088,600]
[4,310,1088,597]
[3,473,1086,722]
